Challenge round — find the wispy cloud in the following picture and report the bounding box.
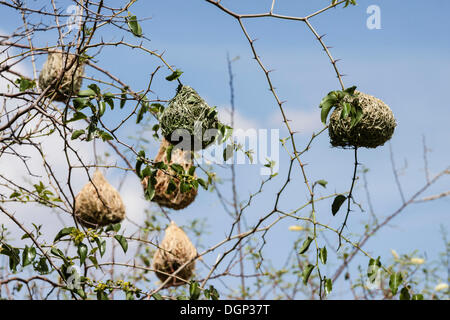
[270,107,323,135]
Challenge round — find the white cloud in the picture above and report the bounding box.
[270,107,323,135]
[218,106,260,131]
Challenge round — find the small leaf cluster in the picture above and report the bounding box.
[319,86,363,128]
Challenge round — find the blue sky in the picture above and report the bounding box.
[1,0,449,299]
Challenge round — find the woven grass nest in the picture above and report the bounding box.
[152,221,197,286]
[328,91,396,148]
[142,139,197,210]
[159,85,219,151]
[38,51,84,102]
[75,170,126,228]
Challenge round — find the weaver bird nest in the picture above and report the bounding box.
[152,221,197,286]
[142,139,197,210]
[38,51,84,102]
[159,85,219,150]
[328,91,396,148]
[75,170,126,228]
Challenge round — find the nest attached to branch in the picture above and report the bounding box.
[328,91,396,148]
[142,139,197,210]
[159,85,219,150]
[38,51,84,102]
[152,221,197,286]
[75,170,126,228]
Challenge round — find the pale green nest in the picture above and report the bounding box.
[38,51,84,102]
[159,85,219,150]
[328,91,396,148]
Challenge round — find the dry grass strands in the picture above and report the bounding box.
[75,170,125,228]
[38,51,84,102]
[329,91,396,148]
[152,221,197,286]
[142,139,197,210]
[159,85,219,150]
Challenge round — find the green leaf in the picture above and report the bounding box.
[66,111,87,123]
[144,176,156,201]
[135,150,145,178]
[71,130,85,140]
[319,247,328,265]
[98,100,106,117]
[197,178,207,190]
[22,246,36,267]
[367,256,382,282]
[389,272,403,296]
[15,77,36,92]
[120,89,127,109]
[188,166,196,176]
[316,180,328,188]
[344,86,357,95]
[126,15,143,37]
[103,92,114,110]
[98,130,113,142]
[35,257,49,274]
[350,105,364,128]
[54,227,76,242]
[412,294,424,300]
[170,163,185,175]
[73,97,89,110]
[152,293,163,300]
[166,179,177,195]
[114,235,128,253]
[302,264,315,285]
[332,195,347,216]
[165,69,183,81]
[340,102,351,119]
[78,243,88,265]
[78,89,96,97]
[324,277,332,295]
[189,281,201,300]
[136,104,146,124]
[94,238,106,257]
[299,237,314,254]
[89,255,99,269]
[166,144,174,163]
[399,287,411,300]
[87,84,101,95]
[319,94,338,124]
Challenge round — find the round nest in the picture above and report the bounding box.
[159,85,219,150]
[152,221,197,286]
[38,51,84,102]
[75,170,126,228]
[328,91,396,148]
[142,139,197,210]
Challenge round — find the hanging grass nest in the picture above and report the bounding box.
[142,139,197,210]
[328,91,396,148]
[159,85,219,150]
[152,221,197,286]
[38,51,84,102]
[75,170,125,228]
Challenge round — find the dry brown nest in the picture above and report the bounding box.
[152,221,197,286]
[142,139,197,210]
[75,170,126,228]
[38,51,84,102]
[328,91,396,148]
